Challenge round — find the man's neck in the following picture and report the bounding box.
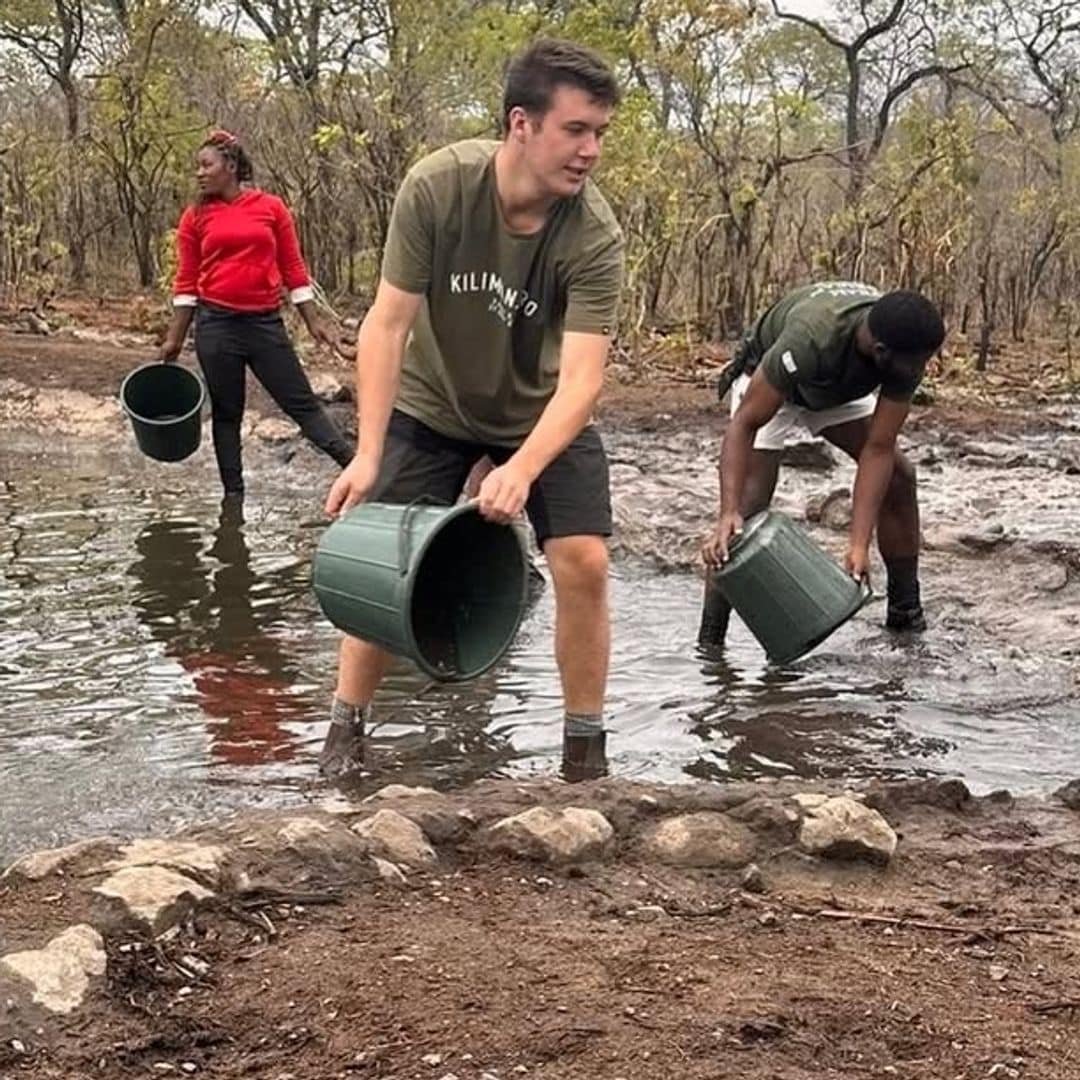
[493,144,556,235]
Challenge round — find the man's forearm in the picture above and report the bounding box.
[355,317,407,459]
[509,377,601,480]
[719,420,756,517]
[850,444,895,551]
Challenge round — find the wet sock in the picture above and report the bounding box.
[884,556,921,609]
[331,696,368,734]
[564,712,603,738]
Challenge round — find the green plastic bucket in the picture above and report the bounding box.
[716,510,869,664]
[120,363,205,462]
[313,501,529,681]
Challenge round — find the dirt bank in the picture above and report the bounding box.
[3,777,1080,1080]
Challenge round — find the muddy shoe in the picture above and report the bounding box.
[886,603,927,633]
[318,720,366,780]
[562,731,608,784]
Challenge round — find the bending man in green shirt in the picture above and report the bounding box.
[321,39,625,782]
[702,282,946,643]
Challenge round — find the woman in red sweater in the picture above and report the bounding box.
[157,130,354,496]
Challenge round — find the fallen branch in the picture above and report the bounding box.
[1029,999,1080,1016]
[815,908,1059,939]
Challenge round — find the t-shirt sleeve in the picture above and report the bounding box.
[563,226,624,336]
[380,171,433,294]
[172,206,200,307]
[758,321,820,397]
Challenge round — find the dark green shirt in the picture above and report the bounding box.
[381,139,624,444]
[746,281,925,409]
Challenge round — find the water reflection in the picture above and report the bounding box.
[128,500,307,766]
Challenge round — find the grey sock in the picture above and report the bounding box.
[331,697,368,733]
[564,712,603,737]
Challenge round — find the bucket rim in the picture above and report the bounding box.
[120,362,206,427]
[399,501,529,682]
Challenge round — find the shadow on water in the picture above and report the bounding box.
[2,441,1079,860]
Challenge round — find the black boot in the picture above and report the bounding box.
[885,602,927,633]
[562,730,608,783]
[319,701,367,780]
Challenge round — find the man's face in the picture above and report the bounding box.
[871,340,933,385]
[511,84,612,198]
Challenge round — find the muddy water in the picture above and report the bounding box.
[2,419,1079,862]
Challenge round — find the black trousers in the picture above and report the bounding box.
[193,304,354,494]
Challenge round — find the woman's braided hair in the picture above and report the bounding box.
[202,129,254,182]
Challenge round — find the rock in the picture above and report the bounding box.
[363,785,438,802]
[798,796,898,864]
[959,524,1010,552]
[791,793,831,811]
[989,964,1009,982]
[804,488,851,530]
[309,372,351,403]
[101,839,227,884]
[488,807,614,864]
[741,863,766,893]
[277,818,332,845]
[781,440,835,471]
[2,837,119,881]
[93,866,213,931]
[0,925,106,1014]
[371,857,408,887]
[1054,779,1080,810]
[351,810,437,868]
[644,813,756,868]
[864,778,970,814]
[252,417,295,443]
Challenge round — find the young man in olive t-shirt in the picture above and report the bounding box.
[701,282,946,644]
[321,39,625,782]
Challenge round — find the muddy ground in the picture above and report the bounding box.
[2,300,1080,1078]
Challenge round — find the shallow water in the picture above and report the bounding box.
[2,438,1078,862]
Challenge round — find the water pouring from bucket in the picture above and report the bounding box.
[313,500,529,681]
[714,510,871,664]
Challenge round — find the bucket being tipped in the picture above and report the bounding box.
[120,363,205,462]
[313,501,529,681]
[715,510,869,664]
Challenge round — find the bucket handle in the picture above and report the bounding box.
[398,495,441,575]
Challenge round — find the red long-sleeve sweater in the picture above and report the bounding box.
[172,189,314,312]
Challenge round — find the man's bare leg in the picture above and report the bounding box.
[319,636,392,779]
[545,534,610,780]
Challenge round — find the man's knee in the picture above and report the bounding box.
[887,453,917,503]
[545,535,609,595]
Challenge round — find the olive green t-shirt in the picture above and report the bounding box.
[381,139,625,444]
[746,281,925,410]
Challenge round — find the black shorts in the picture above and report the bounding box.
[370,410,612,546]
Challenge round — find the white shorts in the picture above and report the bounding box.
[731,374,877,452]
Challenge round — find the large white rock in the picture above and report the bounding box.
[0,925,106,1014]
[798,796,897,863]
[94,865,213,930]
[102,839,227,883]
[351,810,437,867]
[2,837,118,881]
[644,813,756,868]
[488,806,614,864]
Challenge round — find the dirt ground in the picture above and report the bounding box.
[3,298,1080,1079]
[3,778,1080,1080]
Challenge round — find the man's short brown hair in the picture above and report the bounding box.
[503,38,620,130]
